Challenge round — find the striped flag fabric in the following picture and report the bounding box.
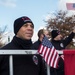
[66,3,75,10]
[38,36,59,68]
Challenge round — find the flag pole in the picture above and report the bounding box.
[47,64,50,75]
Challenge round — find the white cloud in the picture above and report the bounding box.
[0,0,17,8]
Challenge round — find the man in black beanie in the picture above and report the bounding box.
[51,29,75,50]
[14,16,34,35]
[50,29,75,75]
[51,30,61,40]
[0,16,46,75]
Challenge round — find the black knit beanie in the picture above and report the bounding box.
[51,30,60,39]
[14,16,34,35]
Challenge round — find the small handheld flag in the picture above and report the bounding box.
[38,36,59,68]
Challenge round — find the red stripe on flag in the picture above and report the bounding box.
[44,48,50,62]
[43,47,48,58]
[38,36,59,68]
[38,45,44,54]
[49,48,55,66]
[52,52,59,68]
[46,48,51,65]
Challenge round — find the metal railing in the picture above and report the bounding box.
[0,50,63,75]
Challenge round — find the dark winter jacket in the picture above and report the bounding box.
[31,39,41,50]
[31,39,47,75]
[0,36,46,75]
[51,32,75,75]
[51,32,75,50]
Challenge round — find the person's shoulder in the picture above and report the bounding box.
[33,40,41,44]
[34,40,39,43]
[33,41,38,44]
[31,40,40,50]
[0,43,12,49]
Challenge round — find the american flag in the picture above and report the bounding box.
[38,36,59,68]
[66,3,75,10]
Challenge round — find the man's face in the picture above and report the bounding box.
[16,23,34,40]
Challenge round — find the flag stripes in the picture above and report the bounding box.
[38,36,59,68]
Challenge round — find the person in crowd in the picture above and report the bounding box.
[50,29,75,75]
[43,29,50,40]
[51,29,75,50]
[0,16,46,75]
[31,29,50,50]
[31,29,50,75]
[31,29,44,50]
